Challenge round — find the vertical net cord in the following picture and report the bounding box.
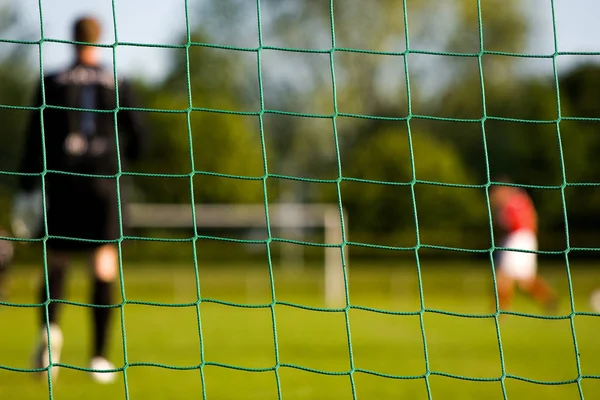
[181,0,209,398]
[109,1,131,398]
[328,1,356,398]
[401,1,432,398]
[476,0,509,398]
[549,1,584,398]
[36,0,54,398]
[254,1,284,398]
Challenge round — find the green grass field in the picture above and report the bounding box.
[1,258,599,400]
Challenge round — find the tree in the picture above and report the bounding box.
[554,63,600,246]
[195,0,528,113]
[130,33,265,204]
[190,0,529,206]
[431,61,600,250]
[0,4,37,233]
[0,5,36,189]
[323,122,487,249]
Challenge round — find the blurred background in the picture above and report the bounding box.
[1,0,600,399]
[1,0,600,260]
[2,0,600,257]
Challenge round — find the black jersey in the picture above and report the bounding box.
[16,63,147,250]
[18,62,146,191]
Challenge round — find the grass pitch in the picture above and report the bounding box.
[0,258,599,400]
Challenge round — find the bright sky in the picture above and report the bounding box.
[5,0,600,83]
[7,0,189,82]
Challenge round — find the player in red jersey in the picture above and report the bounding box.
[490,180,558,314]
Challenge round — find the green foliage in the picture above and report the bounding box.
[131,34,264,204]
[0,6,35,190]
[2,3,600,254]
[555,63,600,242]
[0,5,35,231]
[332,126,485,247]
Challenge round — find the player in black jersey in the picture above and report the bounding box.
[13,16,147,383]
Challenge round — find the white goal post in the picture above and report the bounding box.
[128,203,349,307]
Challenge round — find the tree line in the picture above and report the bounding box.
[0,2,598,261]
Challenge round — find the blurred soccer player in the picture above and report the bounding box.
[491,180,558,314]
[13,16,146,383]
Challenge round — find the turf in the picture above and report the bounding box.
[0,258,599,399]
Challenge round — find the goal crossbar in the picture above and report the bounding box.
[128,203,348,306]
[129,203,341,229]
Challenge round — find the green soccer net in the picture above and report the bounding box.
[1,0,599,399]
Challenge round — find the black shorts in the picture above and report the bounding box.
[43,175,127,252]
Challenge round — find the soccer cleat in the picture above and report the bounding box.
[89,356,116,384]
[32,323,63,381]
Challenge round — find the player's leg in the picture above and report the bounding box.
[511,231,558,313]
[494,240,517,314]
[88,243,118,383]
[518,275,558,313]
[495,268,515,313]
[32,249,69,379]
[589,288,600,312]
[39,251,70,325]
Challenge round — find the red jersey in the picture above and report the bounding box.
[499,189,537,233]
